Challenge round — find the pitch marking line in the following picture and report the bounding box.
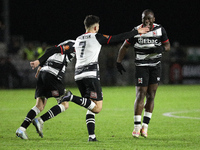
[163,110,200,120]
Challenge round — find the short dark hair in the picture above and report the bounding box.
[143,9,154,16]
[84,15,100,28]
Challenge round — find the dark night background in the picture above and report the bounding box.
[0,0,200,88]
[1,0,200,46]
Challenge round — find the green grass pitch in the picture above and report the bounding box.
[0,85,200,150]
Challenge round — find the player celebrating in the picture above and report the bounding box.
[59,15,149,141]
[116,9,170,138]
[16,40,75,139]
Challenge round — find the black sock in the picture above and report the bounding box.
[86,113,95,135]
[21,109,37,129]
[72,96,92,109]
[143,116,150,124]
[40,105,61,122]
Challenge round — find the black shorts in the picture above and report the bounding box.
[76,78,103,101]
[35,71,65,99]
[135,64,161,86]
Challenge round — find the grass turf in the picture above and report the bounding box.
[0,85,200,150]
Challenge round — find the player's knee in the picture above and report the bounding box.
[92,105,102,114]
[147,91,156,100]
[136,91,146,101]
[58,103,67,112]
[35,104,45,112]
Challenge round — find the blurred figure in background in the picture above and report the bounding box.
[0,20,5,42]
[170,41,186,63]
[0,57,22,88]
[34,42,48,59]
[104,51,117,86]
[22,42,36,60]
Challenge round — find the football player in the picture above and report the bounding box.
[59,15,149,141]
[16,40,75,139]
[116,9,170,138]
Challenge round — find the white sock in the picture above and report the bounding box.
[134,115,141,132]
[134,115,141,122]
[19,126,26,131]
[89,134,96,139]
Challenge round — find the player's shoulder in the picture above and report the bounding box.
[153,23,167,33]
[153,23,165,29]
[58,39,75,46]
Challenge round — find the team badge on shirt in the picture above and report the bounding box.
[90,91,97,99]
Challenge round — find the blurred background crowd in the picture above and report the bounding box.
[1,1,200,89]
[1,30,200,89]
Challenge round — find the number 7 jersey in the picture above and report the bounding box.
[74,32,102,81]
[74,29,140,81]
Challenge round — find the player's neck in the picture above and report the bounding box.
[86,29,96,33]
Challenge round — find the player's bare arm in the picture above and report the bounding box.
[117,41,130,63]
[163,41,170,52]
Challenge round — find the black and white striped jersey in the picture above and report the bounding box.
[74,33,102,81]
[39,40,75,80]
[126,23,169,66]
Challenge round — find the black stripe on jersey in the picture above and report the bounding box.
[57,71,65,80]
[135,48,155,54]
[75,63,98,75]
[44,60,64,70]
[135,57,161,64]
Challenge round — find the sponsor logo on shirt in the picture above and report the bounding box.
[138,78,143,84]
[138,37,158,44]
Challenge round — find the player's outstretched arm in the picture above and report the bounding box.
[105,27,149,44]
